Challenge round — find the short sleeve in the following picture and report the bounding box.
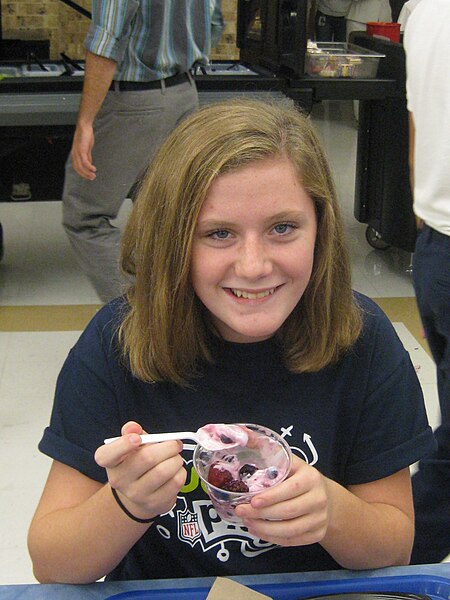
[343,296,436,484]
[84,0,139,62]
[38,304,125,483]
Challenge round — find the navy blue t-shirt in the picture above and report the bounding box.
[39,293,435,580]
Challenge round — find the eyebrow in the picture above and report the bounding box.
[197,210,309,229]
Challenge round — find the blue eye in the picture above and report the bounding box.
[209,229,230,240]
[273,223,295,235]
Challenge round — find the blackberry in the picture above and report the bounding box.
[239,463,258,479]
[222,479,249,493]
[207,464,233,488]
[220,434,233,444]
[223,454,238,464]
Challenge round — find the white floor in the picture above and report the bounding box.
[0,101,442,584]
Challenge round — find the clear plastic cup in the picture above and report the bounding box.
[193,423,292,524]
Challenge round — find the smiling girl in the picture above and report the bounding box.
[28,99,435,584]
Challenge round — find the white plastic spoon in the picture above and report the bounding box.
[104,423,248,451]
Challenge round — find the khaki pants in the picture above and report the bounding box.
[62,77,198,302]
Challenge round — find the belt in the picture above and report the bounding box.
[110,72,189,92]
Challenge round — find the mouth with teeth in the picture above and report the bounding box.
[229,287,276,300]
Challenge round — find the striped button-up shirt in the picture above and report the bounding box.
[84,0,222,82]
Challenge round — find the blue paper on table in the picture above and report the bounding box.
[106,574,450,600]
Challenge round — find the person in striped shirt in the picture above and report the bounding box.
[62,0,223,303]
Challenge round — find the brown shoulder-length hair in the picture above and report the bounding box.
[119,98,362,385]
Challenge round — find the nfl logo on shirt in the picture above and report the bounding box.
[178,507,201,543]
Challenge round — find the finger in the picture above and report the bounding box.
[242,512,327,547]
[236,461,325,526]
[246,456,313,509]
[128,453,186,501]
[86,149,96,173]
[238,487,321,523]
[132,439,184,475]
[121,421,146,437]
[103,421,147,445]
[72,149,96,180]
[79,156,97,179]
[114,454,187,518]
[94,432,142,468]
[107,439,184,491]
[81,155,96,175]
[73,158,96,180]
[131,463,187,518]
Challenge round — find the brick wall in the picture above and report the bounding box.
[1,1,238,61]
[211,0,239,61]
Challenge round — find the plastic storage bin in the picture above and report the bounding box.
[367,22,401,43]
[0,66,21,78]
[21,63,64,77]
[305,42,385,78]
[106,573,450,600]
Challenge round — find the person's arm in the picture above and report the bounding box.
[71,50,117,180]
[408,111,423,229]
[28,422,186,584]
[321,467,413,568]
[236,456,414,569]
[408,110,415,197]
[28,461,147,583]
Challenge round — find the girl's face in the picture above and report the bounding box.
[191,156,317,344]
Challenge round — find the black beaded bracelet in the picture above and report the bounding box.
[111,487,153,524]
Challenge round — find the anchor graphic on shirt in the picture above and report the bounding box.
[280,426,318,465]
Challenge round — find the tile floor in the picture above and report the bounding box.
[0,100,443,584]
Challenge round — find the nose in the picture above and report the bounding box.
[234,235,273,280]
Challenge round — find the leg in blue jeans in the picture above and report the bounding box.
[315,12,347,42]
[315,11,334,41]
[333,16,347,42]
[411,225,450,564]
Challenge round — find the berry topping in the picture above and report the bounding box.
[207,463,233,488]
[220,434,233,444]
[199,450,212,462]
[223,454,238,464]
[267,467,279,480]
[239,464,258,479]
[222,479,249,493]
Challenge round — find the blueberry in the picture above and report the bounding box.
[267,467,279,480]
[199,450,212,463]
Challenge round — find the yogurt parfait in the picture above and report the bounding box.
[193,423,292,524]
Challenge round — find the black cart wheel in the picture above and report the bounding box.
[365,226,390,250]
